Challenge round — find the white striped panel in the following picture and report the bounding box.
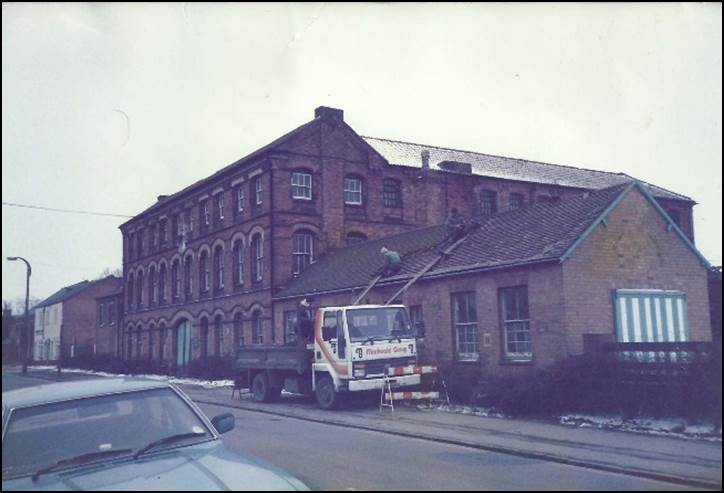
[654,298,664,342]
[644,298,654,343]
[631,297,642,343]
[619,297,629,342]
[665,298,676,342]
[677,298,687,342]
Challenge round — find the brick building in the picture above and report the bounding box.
[33,276,121,362]
[95,281,124,357]
[119,106,700,374]
[2,306,35,365]
[275,182,712,373]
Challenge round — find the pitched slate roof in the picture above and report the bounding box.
[274,183,636,300]
[362,136,692,202]
[34,280,97,310]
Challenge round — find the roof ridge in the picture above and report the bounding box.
[361,135,631,179]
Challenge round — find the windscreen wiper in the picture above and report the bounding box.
[32,448,133,482]
[361,337,376,346]
[133,431,206,459]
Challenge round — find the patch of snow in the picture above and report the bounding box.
[30,365,234,389]
[559,414,722,442]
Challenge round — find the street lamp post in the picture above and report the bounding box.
[7,256,31,374]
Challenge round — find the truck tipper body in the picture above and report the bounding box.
[234,304,426,409]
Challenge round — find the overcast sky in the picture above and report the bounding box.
[2,3,721,304]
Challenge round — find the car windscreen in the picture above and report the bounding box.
[2,388,212,480]
[346,307,413,342]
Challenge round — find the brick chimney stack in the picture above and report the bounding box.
[421,150,430,170]
[314,106,344,122]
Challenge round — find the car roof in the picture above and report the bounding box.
[2,378,172,410]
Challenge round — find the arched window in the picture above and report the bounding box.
[136,325,143,360]
[234,312,244,348]
[214,246,225,291]
[251,234,263,283]
[148,323,155,361]
[200,318,209,360]
[214,315,224,356]
[126,326,133,360]
[126,274,134,311]
[382,178,402,208]
[233,241,245,287]
[346,232,368,246]
[251,310,263,344]
[158,323,166,363]
[172,260,181,300]
[292,230,316,275]
[148,266,157,305]
[158,263,167,304]
[200,251,210,293]
[344,175,363,205]
[184,256,193,298]
[136,271,144,309]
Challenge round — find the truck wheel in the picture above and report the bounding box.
[252,373,274,403]
[315,376,338,410]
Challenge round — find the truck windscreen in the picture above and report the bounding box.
[346,308,413,342]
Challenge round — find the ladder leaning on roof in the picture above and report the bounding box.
[383,234,468,305]
[352,273,383,305]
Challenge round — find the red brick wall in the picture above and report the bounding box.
[561,187,711,354]
[62,277,123,355]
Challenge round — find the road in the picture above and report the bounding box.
[1,370,702,491]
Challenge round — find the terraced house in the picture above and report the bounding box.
[120,106,706,374]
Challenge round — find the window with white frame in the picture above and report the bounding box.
[292,231,315,275]
[236,186,245,216]
[184,256,193,297]
[284,311,298,344]
[452,292,479,361]
[234,241,244,286]
[344,176,363,205]
[149,266,157,304]
[291,172,312,200]
[216,193,224,221]
[254,177,263,206]
[252,234,263,282]
[172,261,181,300]
[252,311,263,344]
[234,313,244,347]
[215,246,225,290]
[201,200,210,227]
[500,286,532,360]
[200,251,210,292]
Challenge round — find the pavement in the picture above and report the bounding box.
[3,366,721,489]
[179,384,723,489]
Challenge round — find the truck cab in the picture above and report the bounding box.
[312,305,422,408]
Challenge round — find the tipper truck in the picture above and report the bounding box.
[234,304,433,410]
